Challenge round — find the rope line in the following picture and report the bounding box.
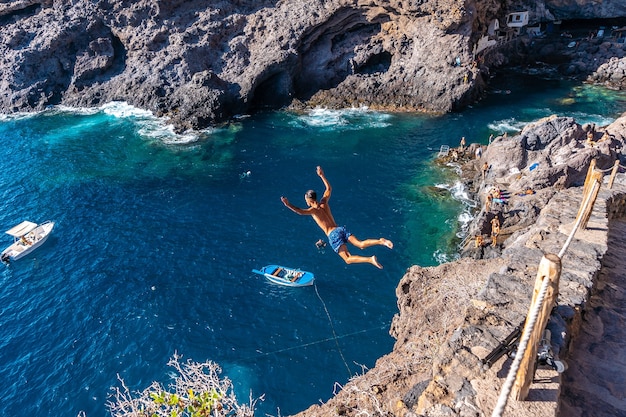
[237,322,390,362]
[236,283,391,377]
[492,179,601,417]
[491,268,551,417]
[558,180,601,259]
[314,282,353,377]
[592,164,624,174]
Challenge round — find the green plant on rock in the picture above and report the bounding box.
[108,353,261,417]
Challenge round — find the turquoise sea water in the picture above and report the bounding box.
[1,73,626,417]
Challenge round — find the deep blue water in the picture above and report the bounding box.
[1,74,626,417]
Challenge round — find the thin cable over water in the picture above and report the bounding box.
[237,322,390,362]
[314,282,352,377]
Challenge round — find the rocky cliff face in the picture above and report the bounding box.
[1,0,625,131]
[0,0,479,131]
[292,113,626,417]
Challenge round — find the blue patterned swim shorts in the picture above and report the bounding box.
[328,226,351,252]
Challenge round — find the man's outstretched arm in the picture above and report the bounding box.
[281,196,311,215]
[316,166,332,201]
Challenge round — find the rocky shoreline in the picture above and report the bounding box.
[292,113,626,417]
[2,1,626,132]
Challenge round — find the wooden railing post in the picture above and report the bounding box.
[577,159,597,221]
[583,158,597,190]
[512,254,561,401]
[608,159,620,189]
[579,171,603,229]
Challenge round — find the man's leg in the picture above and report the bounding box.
[348,235,393,250]
[337,245,383,269]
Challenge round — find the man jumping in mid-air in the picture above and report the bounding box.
[281,166,393,269]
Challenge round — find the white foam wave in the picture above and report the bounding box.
[136,121,207,145]
[0,110,38,121]
[563,111,615,127]
[433,249,450,264]
[433,181,478,208]
[458,211,473,226]
[3,101,205,144]
[433,249,459,265]
[449,181,478,208]
[47,105,101,116]
[99,102,206,144]
[487,118,525,134]
[444,162,462,175]
[292,106,392,130]
[100,101,154,119]
[439,179,479,253]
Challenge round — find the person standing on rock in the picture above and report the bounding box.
[491,217,500,247]
[281,166,393,269]
[459,136,466,152]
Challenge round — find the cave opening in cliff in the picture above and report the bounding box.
[293,7,387,100]
[248,70,293,111]
[109,32,128,76]
[355,51,392,75]
[558,17,626,38]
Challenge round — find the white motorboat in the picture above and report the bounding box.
[1,220,54,263]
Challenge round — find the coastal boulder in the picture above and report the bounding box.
[482,115,622,193]
[520,115,582,151]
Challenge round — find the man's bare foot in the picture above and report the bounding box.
[380,238,393,249]
[371,256,383,269]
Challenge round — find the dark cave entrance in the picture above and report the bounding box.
[557,17,626,39]
[354,51,392,75]
[248,70,294,111]
[292,7,389,101]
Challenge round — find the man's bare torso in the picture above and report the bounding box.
[310,200,338,235]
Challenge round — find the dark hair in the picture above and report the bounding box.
[305,190,317,200]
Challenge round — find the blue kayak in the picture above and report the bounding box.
[252,264,315,287]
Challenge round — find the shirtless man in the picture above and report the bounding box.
[490,217,500,247]
[281,166,393,269]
